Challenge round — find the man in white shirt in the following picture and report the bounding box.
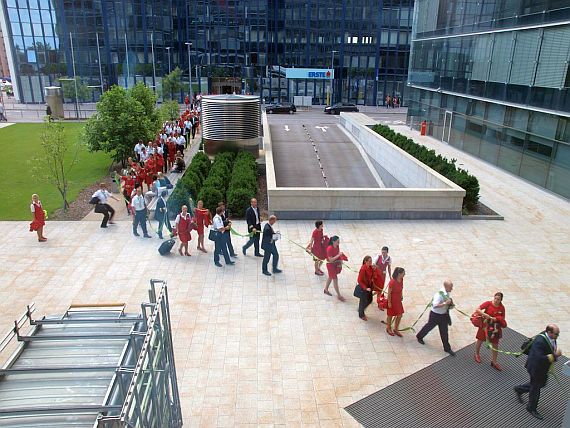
[92,183,119,228]
[134,140,144,162]
[131,187,151,238]
[212,206,233,267]
[416,280,456,356]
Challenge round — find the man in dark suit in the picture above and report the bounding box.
[261,215,282,276]
[219,202,237,258]
[242,198,263,257]
[514,324,562,420]
[155,190,171,239]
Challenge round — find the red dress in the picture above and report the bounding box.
[387,278,404,316]
[144,166,154,186]
[194,208,211,235]
[176,213,192,243]
[168,142,176,162]
[326,245,341,279]
[29,201,45,231]
[311,229,326,260]
[476,301,506,344]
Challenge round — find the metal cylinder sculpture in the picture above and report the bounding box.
[201,95,260,156]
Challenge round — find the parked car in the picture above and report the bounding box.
[324,103,359,115]
[266,102,296,114]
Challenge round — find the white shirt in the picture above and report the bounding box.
[212,214,224,231]
[431,286,451,315]
[147,145,155,155]
[156,146,163,155]
[92,189,111,204]
[134,143,144,155]
[30,201,42,212]
[131,194,146,211]
[177,136,185,145]
[251,205,259,224]
[140,151,149,162]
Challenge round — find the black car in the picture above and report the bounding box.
[266,102,296,114]
[324,103,359,115]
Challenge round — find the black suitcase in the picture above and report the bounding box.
[158,239,176,256]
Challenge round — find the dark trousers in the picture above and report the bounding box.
[416,311,451,351]
[243,229,260,254]
[214,234,231,264]
[94,203,115,227]
[223,231,236,256]
[262,245,279,272]
[515,375,545,411]
[156,216,172,238]
[358,290,373,317]
[133,209,149,236]
[192,124,197,139]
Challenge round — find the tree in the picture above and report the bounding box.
[84,83,160,166]
[158,100,180,123]
[31,117,80,211]
[59,76,93,101]
[161,66,183,100]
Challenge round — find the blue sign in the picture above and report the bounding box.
[285,68,334,79]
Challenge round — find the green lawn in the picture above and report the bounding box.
[0,123,113,220]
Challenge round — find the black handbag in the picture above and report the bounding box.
[208,229,218,241]
[89,196,99,205]
[353,284,362,298]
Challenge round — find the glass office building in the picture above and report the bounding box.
[0,0,412,105]
[406,0,570,198]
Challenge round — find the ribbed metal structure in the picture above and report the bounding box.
[201,95,260,156]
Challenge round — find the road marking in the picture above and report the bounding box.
[393,120,405,125]
[284,125,290,132]
[316,126,328,133]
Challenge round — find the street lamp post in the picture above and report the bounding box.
[185,42,193,101]
[68,33,80,119]
[165,47,171,74]
[330,50,338,105]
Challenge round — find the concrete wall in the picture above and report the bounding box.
[263,112,466,220]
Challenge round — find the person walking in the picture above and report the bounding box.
[219,202,237,258]
[373,246,392,307]
[323,236,346,301]
[416,280,456,356]
[357,256,375,321]
[29,194,47,242]
[307,220,327,276]
[174,205,192,256]
[131,187,151,238]
[0,103,6,122]
[213,206,233,267]
[386,267,406,337]
[92,183,119,228]
[242,198,263,257]
[194,200,210,253]
[261,215,282,276]
[474,292,507,370]
[514,324,562,420]
[155,190,171,239]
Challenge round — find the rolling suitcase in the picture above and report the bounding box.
[158,238,176,256]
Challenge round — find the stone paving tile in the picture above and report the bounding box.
[0,125,568,426]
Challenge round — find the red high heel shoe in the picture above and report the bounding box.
[491,361,502,371]
[394,331,403,337]
[386,328,395,336]
[474,353,482,363]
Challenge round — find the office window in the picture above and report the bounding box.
[509,29,540,86]
[489,33,512,83]
[534,26,570,89]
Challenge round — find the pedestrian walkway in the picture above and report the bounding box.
[0,119,567,426]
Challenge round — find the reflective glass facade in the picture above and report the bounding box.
[1,0,413,105]
[406,0,570,199]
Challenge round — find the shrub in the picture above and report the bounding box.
[179,169,201,200]
[198,185,224,213]
[227,187,254,216]
[167,186,190,218]
[371,124,480,211]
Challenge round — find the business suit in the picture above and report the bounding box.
[242,205,262,256]
[221,209,237,257]
[515,331,558,413]
[261,222,279,274]
[155,197,172,239]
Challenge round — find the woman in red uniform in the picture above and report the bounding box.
[386,267,405,336]
[323,236,346,301]
[194,200,211,253]
[29,194,47,242]
[144,164,154,191]
[307,220,326,275]
[474,292,506,370]
[357,256,375,320]
[167,139,176,170]
[174,205,193,256]
[120,172,136,215]
[373,246,392,307]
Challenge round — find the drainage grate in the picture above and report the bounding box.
[345,328,569,428]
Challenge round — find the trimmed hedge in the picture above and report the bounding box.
[371,124,480,211]
[227,151,258,215]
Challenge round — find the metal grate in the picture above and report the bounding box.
[345,328,570,428]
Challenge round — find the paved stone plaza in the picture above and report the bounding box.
[0,121,568,427]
